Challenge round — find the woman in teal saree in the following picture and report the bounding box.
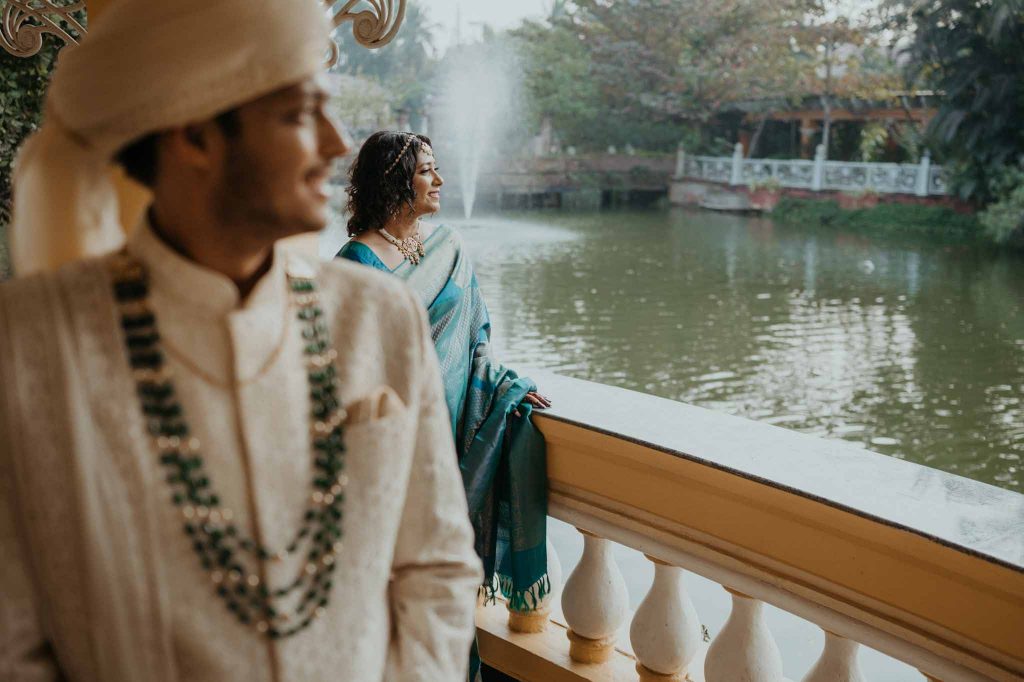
[337,132,550,682]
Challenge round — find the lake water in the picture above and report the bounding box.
[449,207,1024,681]
[454,208,1024,493]
[323,207,1022,679]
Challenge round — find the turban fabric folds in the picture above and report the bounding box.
[11,0,331,275]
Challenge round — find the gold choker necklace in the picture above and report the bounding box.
[379,226,425,266]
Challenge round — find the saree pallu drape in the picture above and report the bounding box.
[339,226,549,613]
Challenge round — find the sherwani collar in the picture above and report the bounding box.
[125,217,288,318]
[125,217,300,387]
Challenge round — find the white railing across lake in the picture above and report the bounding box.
[475,371,1024,682]
[676,143,949,196]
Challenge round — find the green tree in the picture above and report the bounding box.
[332,0,438,116]
[514,17,695,150]
[563,0,812,125]
[978,164,1024,244]
[511,19,612,150]
[893,0,1024,202]
[523,0,901,154]
[326,73,394,138]
[789,4,904,158]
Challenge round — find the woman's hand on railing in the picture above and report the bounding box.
[515,391,552,417]
[525,391,551,408]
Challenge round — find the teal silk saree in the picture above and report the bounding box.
[337,226,549,616]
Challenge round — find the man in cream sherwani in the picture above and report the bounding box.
[0,1,482,680]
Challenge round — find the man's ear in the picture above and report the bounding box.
[162,121,224,171]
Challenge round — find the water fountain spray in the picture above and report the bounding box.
[436,41,519,219]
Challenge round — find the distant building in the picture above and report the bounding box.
[712,92,939,161]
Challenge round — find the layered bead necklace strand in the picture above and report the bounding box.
[109,251,348,639]
[379,224,425,265]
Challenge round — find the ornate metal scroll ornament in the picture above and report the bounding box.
[2,1,405,60]
[329,0,405,48]
[1,0,85,58]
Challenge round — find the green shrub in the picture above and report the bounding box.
[979,166,1024,244]
[772,197,981,240]
[859,122,889,162]
[750,177,782,192]
[772,197,843,225]
[1,46,62,280]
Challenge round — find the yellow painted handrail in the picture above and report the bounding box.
[481,371,1024,681]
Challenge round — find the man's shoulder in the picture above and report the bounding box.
[0,254,111,314]
[317,257,406,294]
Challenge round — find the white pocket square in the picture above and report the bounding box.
[345,385,405,424]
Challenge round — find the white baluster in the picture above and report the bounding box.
[915,150,932,197]
[730,142,744,186]
[675,144,687,179]
[801,631,865,682]
[507,538,563,633]
[630,556,702,681]
[705,588,784,682]
[561,529,629,663]
[811,143,826,192]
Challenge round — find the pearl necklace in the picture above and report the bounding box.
[109,250,348,639]
[379,225,426,265]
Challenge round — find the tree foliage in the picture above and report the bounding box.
[326,74,394,139]
[894,0,1024,202]
[0,45,61,280]
[511,17,691,151]
[563,0,811,123]
[790,3,906,156]
[0,6,83,280]
[978,164,1024,244]
[332,1,438,115]
[514,0,903,154]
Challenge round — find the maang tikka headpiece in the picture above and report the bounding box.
[383,134,416,177]
[383,133,433,177]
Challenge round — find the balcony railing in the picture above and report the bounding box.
[675,144,949,196]
[476,371,1024,682]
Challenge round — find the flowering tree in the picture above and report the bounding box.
[564,0,812,123]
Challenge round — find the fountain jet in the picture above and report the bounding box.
[436,41,519,219]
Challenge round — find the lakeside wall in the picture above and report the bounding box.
[670,178,974,212]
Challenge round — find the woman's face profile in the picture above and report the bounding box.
[409,147,443,217]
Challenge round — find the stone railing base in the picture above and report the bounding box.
[568,630,618,663]
[636,662,692,681]
[509,608,551,634]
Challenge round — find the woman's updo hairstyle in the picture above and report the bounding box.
[346,131,433,237]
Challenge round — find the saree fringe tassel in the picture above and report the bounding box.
[479,573,551,612]
[500,573,551,613]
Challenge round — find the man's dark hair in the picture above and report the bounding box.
[346,131,432,236]
[114,108,241,188]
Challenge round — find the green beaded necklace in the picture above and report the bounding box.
[110,251,347,639]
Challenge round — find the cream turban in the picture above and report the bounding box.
[11,0,331,275]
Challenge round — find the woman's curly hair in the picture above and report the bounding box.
[346,131,432,237]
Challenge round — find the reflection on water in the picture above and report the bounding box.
[454,209,1024,492]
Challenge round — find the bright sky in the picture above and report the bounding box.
[416,1,880,52]
[418,0,550,52]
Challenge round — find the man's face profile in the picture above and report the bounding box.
[211,73,349,240]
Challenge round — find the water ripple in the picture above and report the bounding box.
[459,209,1024,492]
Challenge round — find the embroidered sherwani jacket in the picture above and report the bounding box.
[0,224,483,682]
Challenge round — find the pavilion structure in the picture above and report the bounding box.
[720,93,940,160]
